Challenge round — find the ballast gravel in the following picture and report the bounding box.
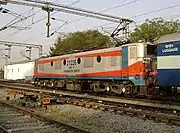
[37,104,180,133]
[1,88,180,133]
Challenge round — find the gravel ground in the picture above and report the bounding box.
[1,88,180,133]
[35,104,180,133]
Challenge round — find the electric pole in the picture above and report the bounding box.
[42,4,54,37]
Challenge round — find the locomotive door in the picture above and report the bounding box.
[122,46,128,79]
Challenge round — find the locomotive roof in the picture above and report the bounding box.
[157,32,180,44]
[38,42,145,61]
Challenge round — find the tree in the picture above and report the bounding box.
[50,30,111,56]
[130,18,180,43]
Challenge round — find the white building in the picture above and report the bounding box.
[4,60,35,80]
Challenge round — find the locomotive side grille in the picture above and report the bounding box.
[55,60,61,69]
[84,58,93,68]
[111,56,117,66]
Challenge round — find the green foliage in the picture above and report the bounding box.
[130,18,180,43]
[50,30,111,56]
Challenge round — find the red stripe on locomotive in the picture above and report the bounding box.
[35,61,145,77]
[38,50,121,65]
[75,50,122,58]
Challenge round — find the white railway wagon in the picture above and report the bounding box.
[4,60,34,80]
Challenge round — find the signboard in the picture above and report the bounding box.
[41,96,50,105]
[161,44,178,53]
[157,41,180,56]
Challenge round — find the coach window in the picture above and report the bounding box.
[18,68,19,72]
[77,58,81,64]
[51,61,53,66]
[97,55,101,63]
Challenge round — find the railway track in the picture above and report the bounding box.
[0,100,90,133]
[1,79,180,102]
[0,80,180,126]
[1,82,180,112]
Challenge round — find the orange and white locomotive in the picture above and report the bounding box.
[33,42,157,96]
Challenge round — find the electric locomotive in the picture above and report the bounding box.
[33,42,158,97]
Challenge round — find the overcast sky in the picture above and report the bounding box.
[0,0,180,67]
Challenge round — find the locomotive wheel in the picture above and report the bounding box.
[111,83,137,96]
[92,84,101,92]
[111,84,125,95]
[43,81,48,88]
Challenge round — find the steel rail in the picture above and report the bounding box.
[1,83,180,126]
[0,83,180,113]
[0,100,90,133]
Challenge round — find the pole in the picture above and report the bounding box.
[8,45,11,59]
[39,46,43,57]
[47,11,50,37]
[42,4,54,38]
[28,47,32,60]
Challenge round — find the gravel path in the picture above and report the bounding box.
[1,88,180,133]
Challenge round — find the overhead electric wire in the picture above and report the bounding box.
[96,3,180,29]
[0,0,60,39]
[17,0,131,22]
[41,13,180,46]
[40,4,180,45]
[21,0,139,42]
[3,1,180,43]
[0,12,37,39]
[71,0,83,5]
[56,0,140,25]
[0,12,36,32]
[101,14,180,34]
[0,7,26,18]
[9,0,85,31]
[7,0,135,35]
[2,0,83,41]
[3,0,137,41]
[131,4,180,18]
[0,7,40,39]
[19,0,85,42]
[0,7,36,35]
[21,2,180,43]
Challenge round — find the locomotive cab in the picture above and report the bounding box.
[144,43,157,76]
[144,43,158,95]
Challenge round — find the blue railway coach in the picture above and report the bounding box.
[157,36,180,87]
